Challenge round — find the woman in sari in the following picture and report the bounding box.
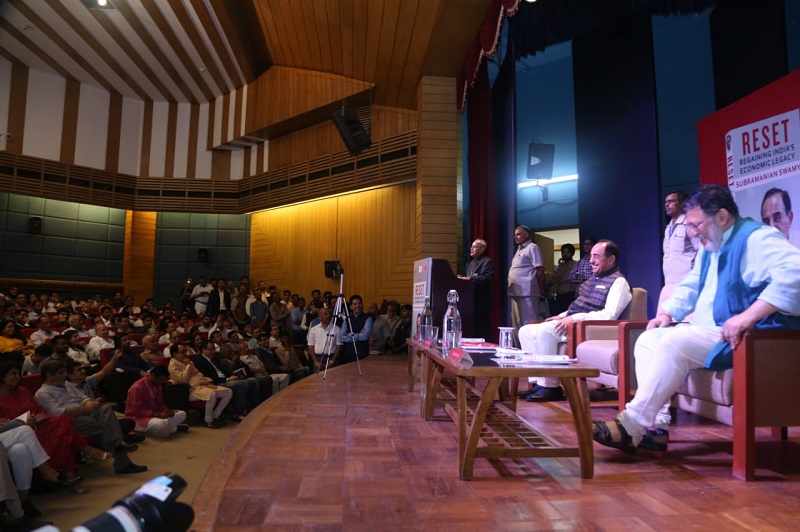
[0,360,109,494]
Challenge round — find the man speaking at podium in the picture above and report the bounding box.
[459,239,495,341]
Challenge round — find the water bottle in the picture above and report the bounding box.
[416,296,433,339]
[442,290,462,354]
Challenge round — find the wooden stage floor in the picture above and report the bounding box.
[191,355,800,530]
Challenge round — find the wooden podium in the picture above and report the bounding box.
[424,258,475,337]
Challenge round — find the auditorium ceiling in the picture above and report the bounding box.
[0,0,492,109]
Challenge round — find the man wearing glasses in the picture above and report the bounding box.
[593,184,800,453]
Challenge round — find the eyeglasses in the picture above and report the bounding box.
[685,216,711,232]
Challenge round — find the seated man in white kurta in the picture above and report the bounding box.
[517,240,631,402]
[593,184,800,453]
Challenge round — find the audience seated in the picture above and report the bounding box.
[138,335,164,365]
[0,320,35,356]
[167,344,232,429]
[0,423,75,522]
[21,344,48,375]
[65,313,91,338]
[194,339,258,422]
[35,359,146,475]
[86,324,114,361]
[0,360,109,495]
[115,333,152,384]
[124,366,188,439]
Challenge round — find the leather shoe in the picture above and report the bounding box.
[638,428,669,452]
[517,384,542,399]
[524,386,564,402]
[124,432,146,444]
[116,443,139,453]
[176,424,190,433]
[115,463,148,475]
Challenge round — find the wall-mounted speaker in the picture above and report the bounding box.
[527,142,555,180]
[197,248,210,263]
[332,108,372,155]
[28,217,43,234]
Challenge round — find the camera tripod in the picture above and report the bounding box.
[321,271,363,379]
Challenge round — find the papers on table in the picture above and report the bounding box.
[460,341,497,353]
[491,350,575,366]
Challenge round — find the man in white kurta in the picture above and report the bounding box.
[593,185,800,453]
[518,240,631,401]
[508,225,544,331]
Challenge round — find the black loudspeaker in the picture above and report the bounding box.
[197,248,210,263]
[332,109,372,155]
[28,217,43,234]
[526,142,555,180]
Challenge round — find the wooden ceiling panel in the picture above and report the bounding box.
[0,0,492,109]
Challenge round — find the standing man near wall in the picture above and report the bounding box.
[508,225,544,333]
[459,239,495,341]
[663,191,700,287]
[191,276,213,317]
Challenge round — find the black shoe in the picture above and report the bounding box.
[176,424,190,433]
[524,386,564,402]
[517,384,543,399]
[592,419,636,454]
[116,443,139,453]
[638,428,669,452]
[115,463,148,475]
[124,432,146,444]
[21,500,42,519]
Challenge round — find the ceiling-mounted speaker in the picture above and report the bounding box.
[332,108,372,155]
[28,217,43,234]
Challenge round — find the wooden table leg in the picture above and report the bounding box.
[420,354,445,420]
[460,376,503,480]
[561,377,594,479]
[407,344,416,392]
[456,376,467,478]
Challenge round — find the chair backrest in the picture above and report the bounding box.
[20,373,43,394]
[618,287,647,320]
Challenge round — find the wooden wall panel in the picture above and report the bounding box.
[7,63,28,155]
[249,182,417,306]
[269,105,417,169]
[60,79,80,165]
[246,67,372,134]
[416,76,458,269]
[123,210,157,303]
[106,93,123,172]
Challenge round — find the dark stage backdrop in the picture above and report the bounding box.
[572,12,663,315]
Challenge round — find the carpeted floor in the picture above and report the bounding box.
[29,418,234,530]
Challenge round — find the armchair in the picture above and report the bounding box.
[673,329,800,480]
[572,287,648,410]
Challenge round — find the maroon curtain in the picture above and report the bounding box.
[467,62,503,338]
[457,0,521,111]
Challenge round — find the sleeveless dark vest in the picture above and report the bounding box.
[566,268,626,316]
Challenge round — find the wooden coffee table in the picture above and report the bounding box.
[410,338,600,480]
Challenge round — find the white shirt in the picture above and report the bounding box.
[663,224,800,327]
[30,329,57,346]
[307,321,342,355]
[86,336,114,360]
